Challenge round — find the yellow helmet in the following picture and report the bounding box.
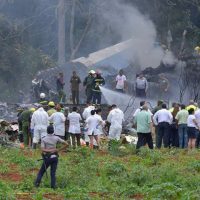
[48,101,55,107]
[194,46,200,51]
[30,108,36,112]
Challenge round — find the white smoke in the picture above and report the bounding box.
[96,0,177,70]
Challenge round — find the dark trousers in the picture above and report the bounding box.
[170,125,179,148]
[92,92,101,104]
[71,133,81,148]
[86,88,93,103]
[35,157,58,188]
[136,88,146,97]
[136,132,153,149]
[196,130,200,148]
[116,89,124,93]
[72,90,79,104]
[157,122,170,148]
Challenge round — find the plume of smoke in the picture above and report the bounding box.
[96,0,176,70]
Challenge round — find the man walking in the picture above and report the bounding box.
[153,104,173,148]
[70,71,81,104]
[135,105,153,149]
[34,125,68,189]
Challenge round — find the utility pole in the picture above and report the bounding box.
[58,0,65,66]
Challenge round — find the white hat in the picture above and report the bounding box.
[40,93,46,99]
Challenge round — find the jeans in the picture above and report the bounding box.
[35,156,58,188]
[170,124,179,148]
[157,122,170,148]
[71,90,79,104]
[136,88,146,97]
[92,92,101,104]
[136,132,153,149]
[178,124,188,148]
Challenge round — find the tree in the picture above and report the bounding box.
[58,0,66,66]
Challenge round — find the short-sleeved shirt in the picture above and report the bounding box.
[116,75,126,89]
[175,109,189,125]
[187,115,196,128]
[135,110,152,133]
[41,134,65,149]
[68,112,82,134]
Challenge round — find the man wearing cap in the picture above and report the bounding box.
[34,125,68,189]
[70,71,81,105]
[47,101,56,117]
[83,70,95,103]
[21,108,35,147]
[92,70,105,105]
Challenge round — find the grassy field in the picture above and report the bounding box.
[1,143,200,200]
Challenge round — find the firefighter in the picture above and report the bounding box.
[83,70,96,103]
[92,70,105,105]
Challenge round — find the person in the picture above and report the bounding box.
[134,105,153,149]
[21,108,35,147]
[56,72,66,103]
[186,100,198,111]
[195,106,200,148]
[135,73,148,97]
[82,103,96,146]
[158,73,169,93]
[92,70,105,105]
[152,100,163,114]
[34,125,68,189]
[68,107,82,148]
[70,71,81,105]
[83,70,96,103]
[47,101,56,117]
[169,103,179,147]
[187,108,200,149]
[31,105,49,149]
[175,104,189,148]
[49,104,66,140]
[107,104,124,141]
[115,69,127,93]
[153,103,173,148]
[133,101,153,119]
[86,110,103,149]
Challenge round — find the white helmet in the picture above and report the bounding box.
[40,93,46,99]
[89,70,96,74]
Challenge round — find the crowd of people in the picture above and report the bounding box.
[133,99,200,150]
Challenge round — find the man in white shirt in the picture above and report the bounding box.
[153,103,173,148]
[135,73,148,97]
[68,107,82,148]
[31,105,49,149]
[107,104,124,141]
[115,69,127,93]
[49,105,66,140]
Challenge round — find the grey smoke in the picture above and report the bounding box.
[96,0,177,70]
